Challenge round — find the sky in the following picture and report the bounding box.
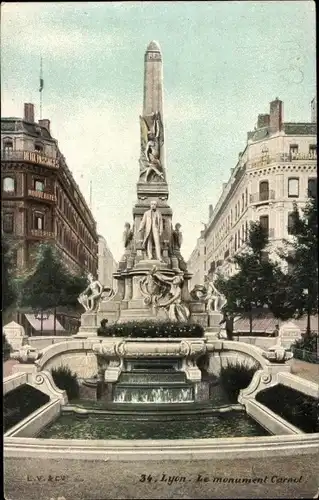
[1,1,316,262]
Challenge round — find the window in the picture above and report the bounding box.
[34,179,45,192]
[259,181,269,201]
[287,212,295,235]
[259,215,269,236]
[3,176,15,193]
[290,144,298,158]
[234,234,237,251]
[3,213,14,233]
[288,178,299,198]
[308,178,317,198]
[241,193,245,212]
[3,138,13,157]
[245,188,248,207]
[35,143,44,152]
[34,214,44,230]
[309,145,317,158]
[245,220,249,240]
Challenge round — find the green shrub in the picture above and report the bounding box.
[219,360,260,403]
[292,331,318,353]
[4,384,50,432]
[3,333,12,361]
[256,384,319,433]
[51,365,79,401]
[97,320,204,338]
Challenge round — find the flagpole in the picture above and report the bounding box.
[39,57,43,119]
[89,180,93,211]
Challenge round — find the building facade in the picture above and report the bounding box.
[1,103,98,276]
[187,98,317,283]
[98,235,118,289]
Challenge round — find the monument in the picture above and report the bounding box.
[78,41,208,332]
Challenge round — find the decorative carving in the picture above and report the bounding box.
[151,268,190,323]
[10,344,42,364]
[94,339,206,359]
[139,266,166,308]
[77,273,103,312]
[139,112,165,182]
[261,374,272,384]
[34,374,45,384]
[262,346,293,363]
[190,284,207,301]
[138,201,163,260]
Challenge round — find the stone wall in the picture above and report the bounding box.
[207,351,261,377]
[42,351,98,379]
[4,435,319,500]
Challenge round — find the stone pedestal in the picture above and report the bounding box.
[78,379,98,400]
[3,321,28,351]
[207,312,223,332]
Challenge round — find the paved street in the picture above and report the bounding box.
[289,359,319,384]
[3,360,18,378]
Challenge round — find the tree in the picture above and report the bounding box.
[1,235,17,311]
[215,222,286,335]
[18,243,88,335]
[278,197,318,335]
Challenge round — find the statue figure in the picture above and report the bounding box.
[151,268,190,323]
[139,112,165,182]
[138,200,163,261]
[77,273,103,312]
[204,276,220,312]
[123,222,133,249]
[172,223,183,250]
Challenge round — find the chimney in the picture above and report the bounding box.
[269,98,283,134]
[24,103,35,123]
[311,96,317,123]
[209,204,214,218]
[257,114,270,128]
[39,119,51,133]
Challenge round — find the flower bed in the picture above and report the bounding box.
[97,321,204,338]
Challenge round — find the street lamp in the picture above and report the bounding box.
[303,288,311,336]
[34,310,50,336]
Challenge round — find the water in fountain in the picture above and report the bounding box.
[113,386,194,404]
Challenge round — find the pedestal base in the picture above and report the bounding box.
[207,312,223,332]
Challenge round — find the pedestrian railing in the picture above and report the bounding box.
[291,347,319,364]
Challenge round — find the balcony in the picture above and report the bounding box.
[249,151,317,168]
[250,190,275,204]
[28,189,57,202]
[1,150,58,169]
[30,229,55,239]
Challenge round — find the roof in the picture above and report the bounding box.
[1,118,53,140]
[25,314,65,332]
[283,123,317,135]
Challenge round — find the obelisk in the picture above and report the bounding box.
[143,41,163,117]
[136,40,169,204]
